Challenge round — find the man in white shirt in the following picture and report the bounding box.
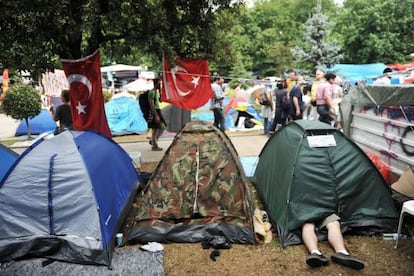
[373,68,392,85]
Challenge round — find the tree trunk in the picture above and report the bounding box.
[25,117,32,140]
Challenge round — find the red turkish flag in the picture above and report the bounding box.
[161,57,213,110]
[61,50,112,138]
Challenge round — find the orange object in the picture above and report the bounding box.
[366,152,390,184]
[2,68,9,93]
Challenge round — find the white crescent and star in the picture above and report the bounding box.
[170,66,200,97]
[67,74,92,114]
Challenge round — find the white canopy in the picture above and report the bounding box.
[123,78,154,92]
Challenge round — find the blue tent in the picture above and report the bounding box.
[15,109,57,136]
[0,130,142,266]
[329,63,389,84]
[0,144,18,181]
[104,95,148,136]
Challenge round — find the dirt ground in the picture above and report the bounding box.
[123,162,414,275]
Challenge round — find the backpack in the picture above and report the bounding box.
[281,92,290,111]
[138,91,151,121]
[259,88,271,106]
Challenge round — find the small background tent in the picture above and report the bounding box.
[104,93,148,135]
[225,97,262,129]
[253,120,398,247]
[127,121,255,245]
[15,109,57,136]
[0,144,18,181]
[0,130,142,266]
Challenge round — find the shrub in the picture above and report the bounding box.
[2,84,41,138]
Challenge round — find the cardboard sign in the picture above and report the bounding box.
[307,135,337,147]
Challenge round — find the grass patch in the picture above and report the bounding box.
[0,140,20,147]
[126,162,414,275]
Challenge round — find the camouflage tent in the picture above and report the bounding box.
[127,121,255,244]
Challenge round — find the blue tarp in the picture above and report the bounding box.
[329,63,392,84]
[239,156,259,178]
[104,96,147,136]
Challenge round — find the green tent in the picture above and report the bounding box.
[253,120,398,247]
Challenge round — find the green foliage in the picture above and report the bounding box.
[229,79,251,90]
[2,0,414,83]
[0,0,243,76]
[2,84,41,138]
[234,0,338,77]
[336,0,414,63]
[102,89,113,103]
[2,85,41,121]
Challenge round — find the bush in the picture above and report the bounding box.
[2,84,41,138]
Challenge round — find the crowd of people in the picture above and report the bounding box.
[254,69,344,136]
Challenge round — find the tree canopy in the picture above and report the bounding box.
[335,0,414,64]
[0,0,242,76]
[1,0,413,80]
[1,85,42,138]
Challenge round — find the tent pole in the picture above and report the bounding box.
[193,145,200,214]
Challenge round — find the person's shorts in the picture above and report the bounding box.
[319,213,341,230]
[147,109,166,129]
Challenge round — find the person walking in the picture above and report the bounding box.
[270,79,288,131]
[289,77,304,121]
[148,78,166,151]
[259,85,274,135]
[210,75,226,131]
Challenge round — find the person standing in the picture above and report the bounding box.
[316,72,337,125]
[148,78,166,151]
[308,69,325,120]
[286,70,298,93]
[373,68,392,85]
[332,77,344,130]
[50,89,73,133]
[210,75,226,131]
[289,77,304,121]
[259,85,274,136]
